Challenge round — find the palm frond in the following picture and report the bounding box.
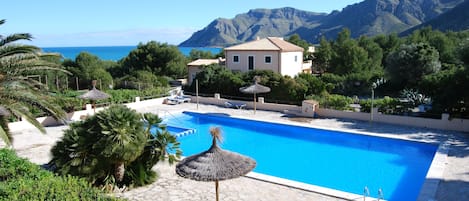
[15,109,46,134]
[5,102,46,134]
[2,89,66,122]
[37,52,63,59]
[0,19,67,147]
[0,53,70,78]
[0,116,12,146]
[0,126,11,147]
[0,45,39,58]
[0,33,33,46]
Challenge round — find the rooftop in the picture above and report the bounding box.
[224,37,304,52]
[187,58,224,66]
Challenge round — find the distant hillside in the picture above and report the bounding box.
[179,0,466,47]
[307,0,465,41]
[401,0,469,35]
[179,7,327,47]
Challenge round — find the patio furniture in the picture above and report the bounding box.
[224,101,246,109]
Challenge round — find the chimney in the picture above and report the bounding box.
[256,36,260,41]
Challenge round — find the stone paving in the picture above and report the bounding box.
[114,162,340,201]
[3,102,468,201]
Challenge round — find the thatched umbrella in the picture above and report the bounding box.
[239,77,271,114]
[176,127,256,201]
[78,80,110,113]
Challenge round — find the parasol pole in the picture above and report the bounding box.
[92,80,97,114]
[196,79,199,110]
[93,100,96,114]
[253,92,257,114]
[215,180,219,201]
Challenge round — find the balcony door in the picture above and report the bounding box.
[248,56,254,70]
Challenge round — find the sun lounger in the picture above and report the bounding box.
[224,101,247,109]
[166,97,185,104]
[166,95,191,104]
[176,96,191,103]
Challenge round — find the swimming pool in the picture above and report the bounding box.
[162,111,438,201]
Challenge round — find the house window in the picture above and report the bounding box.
[248,56,254,70]
[233,55,239,63]
[294,55,298,62]
[265,56,272,63]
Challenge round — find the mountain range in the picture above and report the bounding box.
[179,0,468,47]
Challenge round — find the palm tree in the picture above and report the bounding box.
[94,105,147,183]
[0,19,69,147]
[51,105,147,185]
[50,117,106,183]
[125,113,181,186]
[51,106,182,188]
[141,112,181,165]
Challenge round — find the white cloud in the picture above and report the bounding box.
[27,28,197,47]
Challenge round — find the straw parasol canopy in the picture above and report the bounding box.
[176,127,256,201]
[78,80,110,112]
[239,76,271,114]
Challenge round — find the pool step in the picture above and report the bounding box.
[166,125,196,138]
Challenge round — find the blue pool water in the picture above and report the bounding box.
[162,112,438,201]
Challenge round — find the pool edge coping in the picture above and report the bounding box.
[245,172,383,201]
[416,139,450,201]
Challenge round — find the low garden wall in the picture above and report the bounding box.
[192,94,302,113]
[196,94,469,132]
[317,108,469,133]
[9,97,168,130]
[8,95,468,133]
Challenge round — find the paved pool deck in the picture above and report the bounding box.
[3,102,468,201]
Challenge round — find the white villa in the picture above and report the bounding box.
[186,37,313,84]
[224,37,305,77]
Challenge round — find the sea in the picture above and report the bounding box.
[41,46,223,61]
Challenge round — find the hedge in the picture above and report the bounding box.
[0,149,123,201]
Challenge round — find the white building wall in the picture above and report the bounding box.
[280,51,303,77]
[187,66,202,85]
[226,50,280,73]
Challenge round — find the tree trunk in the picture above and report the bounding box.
[115,162,125,182]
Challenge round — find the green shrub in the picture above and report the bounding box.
[50,106,181,190]
[309,94,353,110]
[0,148,48,181]
[55,96,85,112]
[359,96,403,114]
[106,89,141,103]
[319,73,345,94]
[47,88,170,113]
[0,149,122,201]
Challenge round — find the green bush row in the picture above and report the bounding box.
[307,94,411,115]
[0,149,122,201]
[359,96,404,114]
[308,94,353,111]
[45,87,170,115]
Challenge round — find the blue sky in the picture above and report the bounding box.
[3,0,363,47]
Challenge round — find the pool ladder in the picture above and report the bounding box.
[158,109,185,125]
[363,186,384,201]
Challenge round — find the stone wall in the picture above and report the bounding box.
[317,108,469,133]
